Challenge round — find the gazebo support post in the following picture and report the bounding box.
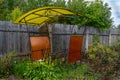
[24,19,32,60]
[48,24,53,63]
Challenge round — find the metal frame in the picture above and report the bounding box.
[14,7,99,62]
[15,7,97,25]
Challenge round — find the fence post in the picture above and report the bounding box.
[85,30,89,51]
[48,24,53,54]
[109,30,111,46]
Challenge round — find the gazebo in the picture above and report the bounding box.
[15,7,94,64]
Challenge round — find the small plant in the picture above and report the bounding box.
[0,51,16,78]
[93,34,100,44]
[110,40,120,53]
[13,59,29,78]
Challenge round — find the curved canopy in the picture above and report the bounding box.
[15,7,92,26]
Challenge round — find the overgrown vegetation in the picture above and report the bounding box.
[0,41,120,79]
[13,59,100,80]
[110,41,120,77]
[0,51,16,78]
[82,40,120,79]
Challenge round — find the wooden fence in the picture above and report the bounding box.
[0,21,120,55]
[51,24,120,52]
[0,21,40,56]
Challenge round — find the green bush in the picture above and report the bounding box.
[13,59,29,78]
[110,41,120,77]
[24,61,63,80]
[63,64,101,80]
[0,51,16,78]
[110,40,120,53]
[13,60,63,80]
[82,42,119,79]
[13,59,100,80]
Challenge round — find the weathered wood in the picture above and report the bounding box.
[0,21,40,55]
[52,24,120,53]
[0,21,120,55]
[85,30,89,51]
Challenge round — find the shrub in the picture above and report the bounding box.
[12,59,29,78]
[0,51,16,78]
[110,41,120,77]
[110,40,120,53]
[13,59,100,80]
[63,64,101,80]
[82,42,119,79]
[13,60,63,80]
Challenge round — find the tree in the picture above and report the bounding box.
[53,0,113,29]
[86,0,113,29]
[7,7,22,21]
[0,0,113,29]
[24,0,53,12]
[52,0,66,7]
[65,0,113,29]
[0,0,20,21]
[66,0,89,26]
[0,0,54,21]
[0,0,10,20]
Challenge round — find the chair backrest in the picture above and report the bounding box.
[68,35,83,64]
[30,36,50,60]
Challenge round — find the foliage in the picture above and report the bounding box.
[82,42,119,79]
[61,63,101,80]
[110,41,120,77]
[13,59,100,80]
[23,61,62,80]
[0,0,10,21]
[0,51,16,78]
[52,0,113,29]
[7,7,22,21]
[12,59,29,78]
[111,40,120,53]
[20,0,53,13]
[0,0,113,29]
[13,60,63,80]
[86,0,113,29]
[0,0,4,3]
[52,0,66,7]
[93,34,100,44]
[66,0,89,26]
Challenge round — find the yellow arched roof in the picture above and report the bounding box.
[15,7,92,26]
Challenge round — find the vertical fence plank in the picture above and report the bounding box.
[109,30,112,46]
[85,30,89,51]
[0,21,120,55]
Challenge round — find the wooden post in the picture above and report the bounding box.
[48,24,53,54]
[85,30,89,51]
[109,30,111,46]
[24,18,32,60]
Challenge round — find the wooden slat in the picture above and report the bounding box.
[0,21,120,56]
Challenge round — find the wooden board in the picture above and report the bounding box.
[30,36,50,60]
[68,36,83,64]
